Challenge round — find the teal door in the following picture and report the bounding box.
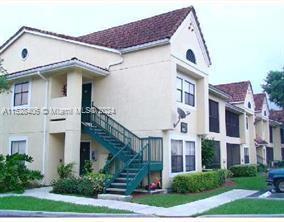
[82,83,92,122]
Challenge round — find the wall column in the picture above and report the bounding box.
[64,69,83,175]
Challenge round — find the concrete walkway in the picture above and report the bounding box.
[1,187,257,217]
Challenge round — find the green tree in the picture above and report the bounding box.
[0,58,9,93]
[262,69,284,108]
[201,138,215,169]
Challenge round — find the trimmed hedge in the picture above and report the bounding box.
[52,173,111,197]
[229,164,257,177]
[172,170,227,193]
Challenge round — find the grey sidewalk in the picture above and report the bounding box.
[1,187,257,217]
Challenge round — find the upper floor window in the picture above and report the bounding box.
[21,48,28,60]
[176,76,195,107]
[264,111,267,116]
[13,82,30,107]
[209,99,220,133]
[226,110,240,137]
[248,102,251,109]
[176,77,183,103]
[184,80,195,106]
[246,117,249,130]
[186,49,196,64]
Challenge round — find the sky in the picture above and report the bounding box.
[0,0,284,98]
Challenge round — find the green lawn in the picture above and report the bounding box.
[203,199,284,215]
[133,186,232,207]
[0,196,131,214]
[133,173,267,208]
[231,173,267,190]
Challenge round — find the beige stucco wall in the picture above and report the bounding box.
[1,32,120,73]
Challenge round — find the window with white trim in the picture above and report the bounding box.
[13,82,29,107]
[184,81,195,106]
[176,76,195,107]
[11,140,26,155]
[185,141,195,171]
[176,77,183,103]
[171,140,183,173]
[244,147,249,164]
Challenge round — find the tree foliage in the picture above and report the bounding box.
[0,58,9,93]
[201,138,215,168]
[262,69,284,108]
[0,153,43,193]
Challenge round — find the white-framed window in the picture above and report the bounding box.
[244,147,249,164]
[185,141,195,172]
[176,77,183,103]
[171,140,183,173]
[246,116,249,130]
[171,139,196,174]
[176,75,196,107]
[12,81,31,108]
[9,137,27,155]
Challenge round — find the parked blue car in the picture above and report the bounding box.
[267,168,284,192]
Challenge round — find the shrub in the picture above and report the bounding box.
[52,177,79,194]
[229,164,257,177]
[257,163,268,172]
[85,172,112,194]
[83,160,93,175]
[57,163,75,179]
[0,154,43,193]
[52,172,111,197]
[201,138,215,168]
[172,170,226,193]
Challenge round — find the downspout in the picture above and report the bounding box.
[107,51,123,70]
[37,71,49,183]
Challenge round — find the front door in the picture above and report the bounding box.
[227,143,240,168]
[80,142,90,175]
[82,83,92,123]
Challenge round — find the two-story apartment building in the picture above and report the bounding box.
[0,7,212,194]
[212,81,257,167]
[269,110,284,161]
[253,93,272,165]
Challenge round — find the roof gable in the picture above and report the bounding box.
[253,93,266,112]
[270,110,284,124]
[214,81,251,103]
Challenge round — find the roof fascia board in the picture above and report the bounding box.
[7,60,109,80]
[209,85,230,100]
[120,38,170,54]
[225,103,244,114]
[0,29,121,54]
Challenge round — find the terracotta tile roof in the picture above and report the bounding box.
[253,93,266,112]
[78,7,195,48]
[0,6,211,64]
[214,81,251,103]
[270,110,284,124]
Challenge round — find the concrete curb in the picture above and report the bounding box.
[0,210,154,217]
